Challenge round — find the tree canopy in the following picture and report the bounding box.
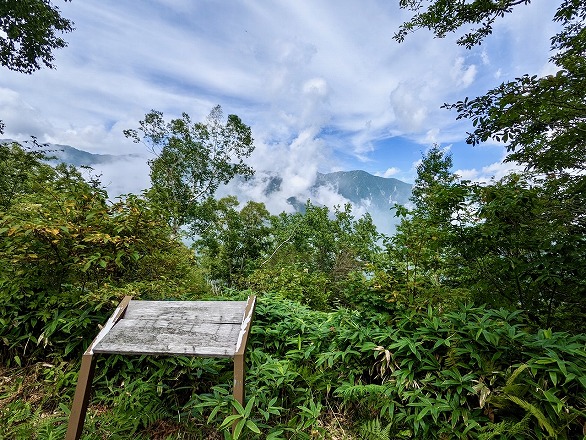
[0,0,74,74]
[0,0,73,134]
[398,1,586,175]
[396,0,531,48]
[1,2,585,436]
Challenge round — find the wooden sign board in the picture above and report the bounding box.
[66,296,256,440]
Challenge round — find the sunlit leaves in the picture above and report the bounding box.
[0,143,193,360]
[395,0,531,49]
[124,105,255,232]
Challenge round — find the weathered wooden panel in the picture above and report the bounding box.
[93,319,240,357]
[123,300,247,323]
[67,296,256,440]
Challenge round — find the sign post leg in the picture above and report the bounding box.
[233,353,246,434]
[66,353,96,440]
[233,353,245,406]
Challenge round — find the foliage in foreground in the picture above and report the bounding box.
[0,142,209,364]
[3,0,586,437]
[388,145,586,333]
[2,293,585,439]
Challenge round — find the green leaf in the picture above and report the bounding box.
[231,399,245,415]
[207,404,222,424]
[245,419,261,434]
[266,429,285,440]
[244,396,255,417]
[233,418,246,440]
[219,414,241,430]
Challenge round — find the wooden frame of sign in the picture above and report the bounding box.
[65,295,256,440]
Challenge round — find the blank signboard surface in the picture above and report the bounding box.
[93,300,251,357]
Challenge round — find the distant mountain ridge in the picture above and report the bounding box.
[1,139,140,167]
[3,139,411,232]
[282,170,412,214]
[44,144,141,167]
[316,170,411,206]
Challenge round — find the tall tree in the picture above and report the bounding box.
[194,197,272,286]
[389,147,471,306]
[396,1,586,329]
[124,105,255,233]
[465,173,585,329]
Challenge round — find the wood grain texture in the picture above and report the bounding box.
[123,300,247,323]
[92,299,252,357]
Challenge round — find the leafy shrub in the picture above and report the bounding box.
[246,264,331,310]
[2,291,585,439]
[0,148,207,363]
[336,305,586,439]
[1,144,584,439]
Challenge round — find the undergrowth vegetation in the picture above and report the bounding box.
[3,0,586,437]
[2,292,585,439]
[1,126,585,439]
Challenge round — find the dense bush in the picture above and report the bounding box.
[5,294,582,439]
[0,145,209,364]
[249,297,586,439]
[7,294,580,439]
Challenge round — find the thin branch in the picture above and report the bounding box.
[261,233,295,267]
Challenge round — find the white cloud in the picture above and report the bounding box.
[80,156,151,198]
[539,62,561,77]
[451,57,477,88]
[0,88,54,139]
[377,167,400,178]
[424,128,440,144]
[456,160,523,183]
[302,77,328,98]
[389,83,428,132]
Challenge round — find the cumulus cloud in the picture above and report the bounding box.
[451,57,477,88]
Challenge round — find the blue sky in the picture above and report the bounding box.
[0,0,559,204]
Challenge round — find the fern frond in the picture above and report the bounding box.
[478,414,530,440]
[359,418,391,440]
[506,394,557,438]
[505,364,529,388]
[335,383,394,402]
